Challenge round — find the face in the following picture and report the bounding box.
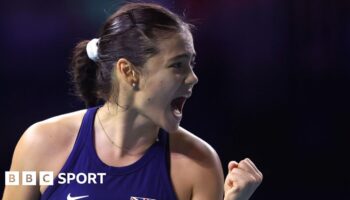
[134,30,198,133]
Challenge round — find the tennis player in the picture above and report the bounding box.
[3,2,262,200]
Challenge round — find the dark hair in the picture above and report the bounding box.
[70,2,193,107]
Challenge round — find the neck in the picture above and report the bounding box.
[95,102,159,156]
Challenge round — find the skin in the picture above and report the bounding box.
[2,30,262,200]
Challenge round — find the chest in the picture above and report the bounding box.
[40,150,193,200]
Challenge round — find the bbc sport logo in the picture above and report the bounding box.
[5,171,106,185]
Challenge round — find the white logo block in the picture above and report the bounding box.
[5,171,19,185]
[40,171,54,185]
[22,171,36,185]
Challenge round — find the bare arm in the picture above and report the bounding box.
[190,156,263,200]
[190,144,225,200]
[2,124,44,200]
[171,127,263,200]
[3,110,83,200]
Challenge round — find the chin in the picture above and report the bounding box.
[155,110,181,133]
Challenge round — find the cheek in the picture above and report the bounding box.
[138,71,181,107]
[142,79,167,104]
[146,78,163,92]
[146,79,179,108]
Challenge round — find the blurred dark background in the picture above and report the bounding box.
[1,0,350,199]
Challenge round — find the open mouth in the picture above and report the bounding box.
[170,97,187,118]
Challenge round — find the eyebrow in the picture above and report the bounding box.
[168,52,196,63]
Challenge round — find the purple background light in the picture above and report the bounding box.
[1,0,349,199]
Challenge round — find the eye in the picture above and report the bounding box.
[190,60,196,69]
[170,62,183,69]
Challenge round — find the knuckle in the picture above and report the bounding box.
[259,173,264,182]
[231,167,239,173]
[245,174,259,186]
[249,174,258,184]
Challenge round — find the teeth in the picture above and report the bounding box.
[174,108,181,114]
[173,108,182,117]
[171,97,186,119]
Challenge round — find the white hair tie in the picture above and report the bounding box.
[86,38,100,61]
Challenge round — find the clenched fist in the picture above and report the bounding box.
[224,158,263,200]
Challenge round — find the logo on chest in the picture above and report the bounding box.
[67,193,89,200]
[130,197,156,200]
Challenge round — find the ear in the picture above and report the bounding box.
[114,58,139,89]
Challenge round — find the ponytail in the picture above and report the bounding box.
[70,40,99,107]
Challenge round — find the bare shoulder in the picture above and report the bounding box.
[170,127,220,165]
[3,109,87,199]
[10,109,87,171]
[169,127,224,200]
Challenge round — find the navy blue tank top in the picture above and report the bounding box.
[40,107,177,200]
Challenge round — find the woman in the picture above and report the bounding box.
[3,2,262,200]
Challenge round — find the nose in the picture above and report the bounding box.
[185,68,199,87]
